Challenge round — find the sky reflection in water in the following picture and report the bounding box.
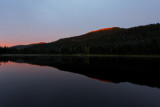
[0,62,160,107]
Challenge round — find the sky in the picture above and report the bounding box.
[0,0,160,47]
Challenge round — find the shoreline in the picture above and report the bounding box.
[1,54,160,58]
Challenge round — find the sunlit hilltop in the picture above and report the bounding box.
[89,27,120,33]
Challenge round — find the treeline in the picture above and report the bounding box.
[1,23,160,55]
[0,47,18,55]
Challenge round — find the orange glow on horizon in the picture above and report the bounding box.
[0,43,13,47]
[0,42,46,47]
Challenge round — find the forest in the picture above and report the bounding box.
[0,23,160,55]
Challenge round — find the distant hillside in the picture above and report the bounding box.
[12,42,46,50]
[13,23,160,55]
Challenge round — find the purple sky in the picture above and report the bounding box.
[0,0,160,46]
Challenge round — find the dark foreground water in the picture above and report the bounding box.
[0,56,160,107]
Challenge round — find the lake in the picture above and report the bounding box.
[0,56,160,107]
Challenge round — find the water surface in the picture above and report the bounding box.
[0,57,160,107]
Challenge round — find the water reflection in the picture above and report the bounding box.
[0,56,160,107]
[1,56,160,88]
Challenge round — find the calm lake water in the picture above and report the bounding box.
[0,56,160,107]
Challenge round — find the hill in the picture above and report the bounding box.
[0,23,156,55]
[18,23,160,55]
[12,42,46,50]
